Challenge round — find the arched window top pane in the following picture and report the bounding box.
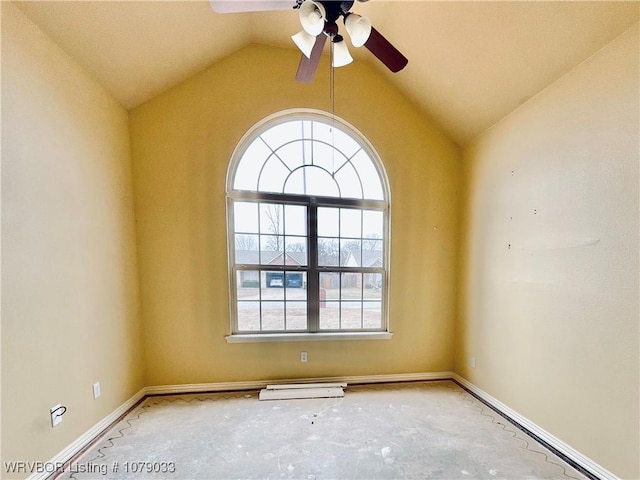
[229,110,388,201]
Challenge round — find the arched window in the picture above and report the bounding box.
[226,110,390,339]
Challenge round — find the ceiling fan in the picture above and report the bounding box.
[209,0,408,83]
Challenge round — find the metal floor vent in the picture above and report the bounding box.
[259,383,346,401]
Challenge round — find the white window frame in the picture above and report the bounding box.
[225,109,392,343]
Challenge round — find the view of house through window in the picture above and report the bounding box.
[227,110,390,335]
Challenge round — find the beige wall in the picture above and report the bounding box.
[1,2,144,472]
[130,44,461,386]
[456,24,639,478]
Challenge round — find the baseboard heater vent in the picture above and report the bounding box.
[259,383,347,401]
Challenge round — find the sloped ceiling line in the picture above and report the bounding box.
[13,0,640,146]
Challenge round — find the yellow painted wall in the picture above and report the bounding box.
[130,44,462,386]
[456,24,639,478]
[7,3,636,477]
[1,2,144,473]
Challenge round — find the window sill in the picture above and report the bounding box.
[225,332,393,343]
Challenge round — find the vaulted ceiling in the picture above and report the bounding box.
[14,1,639,145]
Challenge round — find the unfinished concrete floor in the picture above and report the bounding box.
[62,381,587,479]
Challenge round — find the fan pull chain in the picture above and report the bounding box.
[330,40,335,118]
[329,39,336,172]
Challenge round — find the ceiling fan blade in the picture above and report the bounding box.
[209,0,295,14]
[364,26,408,73]
[296,34,327,83]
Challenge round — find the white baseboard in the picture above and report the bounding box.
[452,373,618,480]
[32,373,614,480]
[144,371,454,395]
[28,388,146,480]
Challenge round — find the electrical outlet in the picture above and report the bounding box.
[471,357,477,369]
[50,404,66,428]
[92,382,101,399]
[300,351,308,362]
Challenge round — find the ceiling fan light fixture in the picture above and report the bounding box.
[344,13,372,48]
[291,30,317,58]
[332,36,353,67]
[299,0,326,36]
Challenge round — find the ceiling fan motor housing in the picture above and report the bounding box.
[296,0,354,19]
[327,1,355,20]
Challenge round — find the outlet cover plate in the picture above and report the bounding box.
[93,382,101,399]
[50,404,64,427]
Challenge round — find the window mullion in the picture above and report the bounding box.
[229,111,389,337]
[307,204,319,332]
